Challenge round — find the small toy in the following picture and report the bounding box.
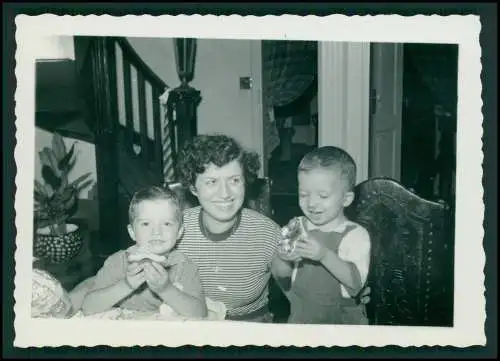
[279,217,305,254]
[279,217,306,284]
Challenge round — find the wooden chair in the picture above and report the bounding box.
[345,177,454,326]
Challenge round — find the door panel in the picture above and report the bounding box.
[370,43,404,181]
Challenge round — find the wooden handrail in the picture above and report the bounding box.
[113,37,169,91]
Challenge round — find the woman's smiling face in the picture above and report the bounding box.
[193,159,246,228]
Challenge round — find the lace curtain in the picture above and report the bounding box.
[262,40,317,159]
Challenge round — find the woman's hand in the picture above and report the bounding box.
[295,235,327,262]
[144,262,170,294]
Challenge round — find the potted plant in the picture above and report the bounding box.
[33,132,94,265]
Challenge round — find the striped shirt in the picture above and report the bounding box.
[176,206,282,317]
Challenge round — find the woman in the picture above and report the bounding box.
[175,134,369,322]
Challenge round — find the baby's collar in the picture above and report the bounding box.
[305,217,350,233]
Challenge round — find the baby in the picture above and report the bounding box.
[81,186,208,318]
[275,146,371,325]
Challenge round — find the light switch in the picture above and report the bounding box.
[240,76,252,90]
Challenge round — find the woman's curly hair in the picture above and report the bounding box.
[176,134,261,188]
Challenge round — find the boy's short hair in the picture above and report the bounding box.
[128,186,183,224]
[298,146,357,191]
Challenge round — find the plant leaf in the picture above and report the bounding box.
[34,191,47,202]
[43,183,54,198]
[47,148,61,175]
[52,133,67,162]
[38,148,53,168]
[59,186,76,203]
[41,165,61,191]
[58,143,76,172]
[69,173,93,188]
[75,179,94,193]
[58,176,69,193]
[35,218,54,229]
[66,197,78,218]
[61,194,77,216]
[34,180,48,196]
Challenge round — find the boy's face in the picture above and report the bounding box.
[127,199,183,255]
[298,168,354,227]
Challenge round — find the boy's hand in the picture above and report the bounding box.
[125,261,146,289]
[295,235,327,262]
[358,285,371,304]
[144,262,170,294]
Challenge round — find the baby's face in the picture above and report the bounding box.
[127,199,183,255]
[298,168,352,227]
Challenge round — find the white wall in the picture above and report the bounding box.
[127,37,262,155]
[34,35,75,60]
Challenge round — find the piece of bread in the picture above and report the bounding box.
[127,252,166,263]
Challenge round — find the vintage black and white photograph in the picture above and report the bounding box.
[14,14,484,347]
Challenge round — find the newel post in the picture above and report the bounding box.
[167,38,202,153]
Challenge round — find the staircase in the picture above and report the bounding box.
[35,59,93,143]
[36,37,182,255]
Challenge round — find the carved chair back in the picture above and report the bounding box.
[345,177,454,326]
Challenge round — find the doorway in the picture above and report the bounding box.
[261,40,319,227]
[400,43,458,207]
[369,42,458,207]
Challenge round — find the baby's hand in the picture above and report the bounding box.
[277,239,302,263]
[125,261,146,289]
[144,262,170,294]
[295,235,327,262]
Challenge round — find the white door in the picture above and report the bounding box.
[369,43,404,181]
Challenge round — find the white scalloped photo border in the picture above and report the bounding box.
[13,14,484,348]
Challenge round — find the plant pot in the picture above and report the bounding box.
[34,223,84,265]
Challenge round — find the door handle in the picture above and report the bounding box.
[370,88,379,115]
